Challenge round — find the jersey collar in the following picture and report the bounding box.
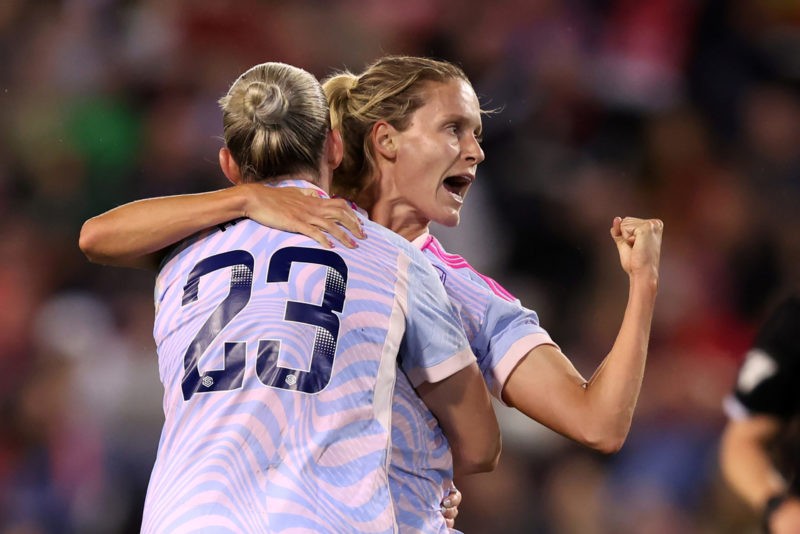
[411,232,434,251]
[269,179,329,199]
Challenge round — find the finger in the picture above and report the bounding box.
[324,201,366,239]
[623,229,636,245]
[296,187,322,198]
[619,219,638,244]
[610,216,623,240]
[609,217,623,243]
[445,518,455,529]
[296,224,334,249]
[650,218,664,234]
[311,218,358,249]
[325,208,366,239]
[447,488,462,507]
[622,218,663,244]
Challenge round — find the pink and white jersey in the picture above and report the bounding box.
[389,233,557,533]
[143,181,474,534]
[417,234,556,398]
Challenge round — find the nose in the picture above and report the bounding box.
[464,135,485,165]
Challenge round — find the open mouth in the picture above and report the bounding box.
[443,175,473,202]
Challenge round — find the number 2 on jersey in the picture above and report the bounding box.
[180,247,348,400]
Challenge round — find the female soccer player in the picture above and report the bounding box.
[81,55,663,530]
[721,293,800,534]
[83,60,500,533]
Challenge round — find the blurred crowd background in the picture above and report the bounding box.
[2,0,800,532]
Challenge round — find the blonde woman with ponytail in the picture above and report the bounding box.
[81,55,663,532]
[81,61,499,533]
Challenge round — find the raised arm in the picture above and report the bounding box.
[502,217,662,453]
[79,183,365,270]
[417,362,501,477]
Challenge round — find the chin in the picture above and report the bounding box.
[435,211,461,228]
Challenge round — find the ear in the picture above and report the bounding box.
[326,129,344,169]
[218,147,244,185]
[371,121,398,161]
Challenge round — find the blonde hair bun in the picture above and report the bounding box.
[243,81,289,127]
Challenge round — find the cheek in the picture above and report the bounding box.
[414,133,454,159]
[399,147,436,180]
[396,136,452,193]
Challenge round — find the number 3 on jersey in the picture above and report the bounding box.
[180,247,348,400]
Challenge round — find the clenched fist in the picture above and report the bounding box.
[610,216,663,281]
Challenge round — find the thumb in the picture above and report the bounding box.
[296,187,319,197]
[610,216,624,242]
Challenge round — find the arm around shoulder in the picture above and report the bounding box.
[79,187,252,269]
[78,183,366,269]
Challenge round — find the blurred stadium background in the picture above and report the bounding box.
[2,0,800,532]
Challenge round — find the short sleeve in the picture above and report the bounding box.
[473,296,557,399]
[729,294,800,418]
[399,252,475,387]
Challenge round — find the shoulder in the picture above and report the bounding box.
[751,293,800,367]
[362,220,431,262]
[420,235,516,303]
[158,218,282,274]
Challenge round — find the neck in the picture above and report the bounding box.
[369,196,429,242]
[316,175,332,194]
[273,171,329,194]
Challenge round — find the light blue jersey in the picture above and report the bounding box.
[388,233,557,533]
[143,181,474,534]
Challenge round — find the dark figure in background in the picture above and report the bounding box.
[721,293,800,534]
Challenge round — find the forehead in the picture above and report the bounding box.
[414,79,482,124]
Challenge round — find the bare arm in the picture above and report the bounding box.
[721,416,800,533]
[720,414,785,508]
[79,183,365,269]
[770,499,800,534]
[417,362,501,478]
[502,217,662,453]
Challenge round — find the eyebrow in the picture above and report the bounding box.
[441,113,483,132]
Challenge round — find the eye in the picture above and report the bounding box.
[446,124,459,136]
[474,131,484,144]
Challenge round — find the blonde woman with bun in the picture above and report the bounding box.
[81,55,662,532]
[82,61,499,533]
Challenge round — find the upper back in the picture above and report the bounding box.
[145,187,468,532]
